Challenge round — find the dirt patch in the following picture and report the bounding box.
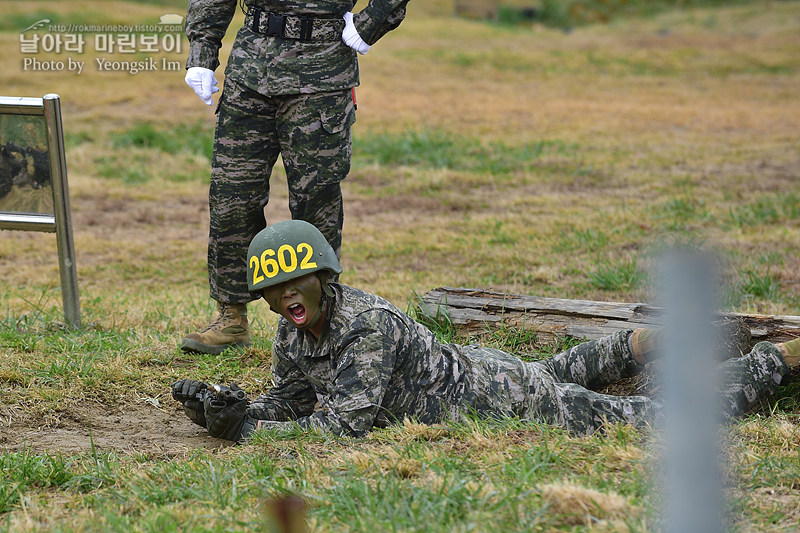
[71,189,210,243]
[0,401,232,457]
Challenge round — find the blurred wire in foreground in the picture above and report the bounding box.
[661,250,724,533]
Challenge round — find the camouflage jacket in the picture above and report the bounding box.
[185,0,410,95]
[248,283,535,436]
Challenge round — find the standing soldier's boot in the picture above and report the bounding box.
[181,303,251,355]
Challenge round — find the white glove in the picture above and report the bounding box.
[185,66,220,106]
[342,12,370,55]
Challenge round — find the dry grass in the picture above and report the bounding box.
[539,482,635,527]
[0,2,799,530]
[2,1,799,314]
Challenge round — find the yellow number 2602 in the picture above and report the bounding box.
[250,242,318,284]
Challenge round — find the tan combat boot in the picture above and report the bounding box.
[181,303,251,355]
[776,338,800,370]
[628,328,661,365]
[629,319,753,365]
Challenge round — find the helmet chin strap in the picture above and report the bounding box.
[301,271,333,331]
[305,291,327,330]
[318,270,335,297]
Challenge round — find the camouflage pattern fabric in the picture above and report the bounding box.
[353,0,410,45]
[245,284,792,438]
[459,331,664,436]
[248,283,465,436]
[185,0,411,94]
[185,0,410,303]
[208,77,353,303]
[716,341,789,420]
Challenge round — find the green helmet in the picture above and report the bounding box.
[247,220,342,293]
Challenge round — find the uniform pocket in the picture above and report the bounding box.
[314,90,355,184]
[281,90,356,186]
[320,92,356,134]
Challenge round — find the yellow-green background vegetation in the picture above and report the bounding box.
[0,0,798,531]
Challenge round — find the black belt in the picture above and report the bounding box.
[247,8,344,41]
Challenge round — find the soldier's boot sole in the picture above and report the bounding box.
[180,338,251,355]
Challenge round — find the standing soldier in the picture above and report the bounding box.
[180,0,411,355]
[172,221,800,442]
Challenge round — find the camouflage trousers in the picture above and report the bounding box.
[519,331,790,436]
[208,76,355,303]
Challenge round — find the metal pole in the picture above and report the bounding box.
[661,251,722,533]
[42,94,81,329]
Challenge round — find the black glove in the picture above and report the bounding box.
[172,379,209,428]
[172,379,208,402]
[204,396,255,442]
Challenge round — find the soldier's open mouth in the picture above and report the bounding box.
[288,303,306,323]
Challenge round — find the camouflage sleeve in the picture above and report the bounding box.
[185,0,238,70]
[290,324,398,437]
[353,0,410,46]
[247,342,318,422]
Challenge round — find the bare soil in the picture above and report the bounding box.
[0,401,232,457]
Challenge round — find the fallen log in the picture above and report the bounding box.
[419,287,800,345]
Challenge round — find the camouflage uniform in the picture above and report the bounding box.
[185,0,410,303]
[247,284,791,437]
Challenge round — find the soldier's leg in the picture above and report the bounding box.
[628,319,752,363]
[181,79,280,354]
[532,333,795,434]
[544,322,750,390]
[554,383,662,436]
[531,330,665,435]
[277,89,356,259]
[523,359,662,436]
[208,79,281,302]
[717,341,791,420]
[547,330,643,391]
[617,336,794,424]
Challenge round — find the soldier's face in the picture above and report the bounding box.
[262,273,323,330]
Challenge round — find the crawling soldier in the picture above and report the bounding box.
[172,220,800,442]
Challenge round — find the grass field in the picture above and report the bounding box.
[1,0,799,531]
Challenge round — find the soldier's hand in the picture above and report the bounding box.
[184,66,219,106]
[171,378,208,403]
[182,401,208,427]
[342,12,370,55]
[204,396,251,442]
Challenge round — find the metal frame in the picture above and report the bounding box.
[0,94,80,328]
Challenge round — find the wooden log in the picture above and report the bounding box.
[419,287,800,344]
